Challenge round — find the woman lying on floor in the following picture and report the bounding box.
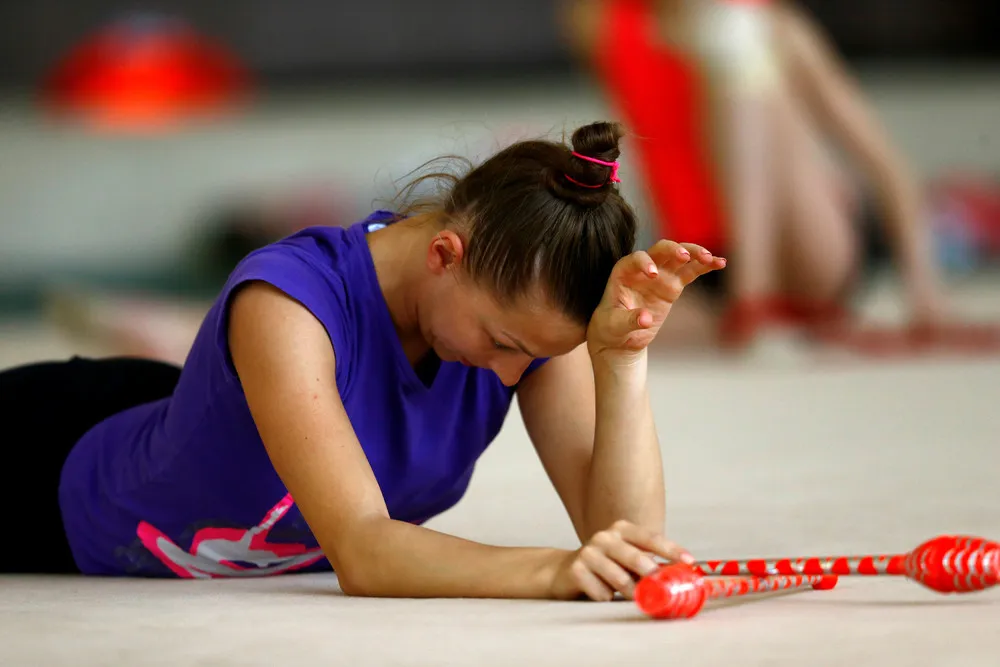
[1,121,726,602]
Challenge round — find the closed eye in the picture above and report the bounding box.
[492,338,515,351]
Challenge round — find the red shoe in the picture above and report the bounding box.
[717,297,797,349]
[808,319,1000,358]
[907,321,1000,355]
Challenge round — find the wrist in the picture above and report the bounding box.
[590,353,649,416]
[536,548,575,599]
[588,346,648,374]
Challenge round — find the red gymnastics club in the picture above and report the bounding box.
[693,535,1000,595]
[634,565,838,620]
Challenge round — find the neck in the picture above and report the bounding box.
[366,212,440,364]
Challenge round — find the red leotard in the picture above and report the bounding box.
[590,0,727,251]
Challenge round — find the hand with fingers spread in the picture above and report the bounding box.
[587,240,727,358]
[549,520,694,601]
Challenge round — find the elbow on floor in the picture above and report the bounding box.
[335,564,379,598]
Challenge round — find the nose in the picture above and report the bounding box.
[492,356,533,387]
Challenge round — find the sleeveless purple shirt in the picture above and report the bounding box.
[58,211,546,577]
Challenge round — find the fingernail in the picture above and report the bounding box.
[681,553,695,565]
[718,259,727,267]
[638,555,659,575]
[648,264,658,275]
[678,249,690,258]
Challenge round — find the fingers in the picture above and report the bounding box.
[647,240,727,287]
[648,240,697,269]
[614,242,725,289]
[569,556,616,602]
[677,242,727,283]
[570,521,695,602]
[676,254,727,286]
[605,305,654,340]
[613,250,659,285]
[599,534,661,579]
[579,544,635,600]
[611,520,695,565]
[595,241,727,348]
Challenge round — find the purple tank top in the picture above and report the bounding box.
[58,211,547,577]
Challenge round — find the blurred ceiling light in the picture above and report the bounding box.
[40,14,252,132]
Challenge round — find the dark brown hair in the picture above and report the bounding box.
[395,121,638,326]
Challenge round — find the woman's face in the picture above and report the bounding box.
[414,227,587,385]
[423,275,586,386]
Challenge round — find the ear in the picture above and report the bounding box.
[426,229,467,275]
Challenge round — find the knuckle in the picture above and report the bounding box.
[570,560,590,580]
[629,551,652,572]
[611,519,632,533]
[592,530,619,550]
[663,540,683,555]
[612,570,633,590]
[580,545,602,562]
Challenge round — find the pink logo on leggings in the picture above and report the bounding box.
[136,494,325,578]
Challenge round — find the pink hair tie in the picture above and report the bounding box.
[565,151,621,188]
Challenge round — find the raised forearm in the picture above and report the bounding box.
[584,351,666,535]
[336,518,567,599]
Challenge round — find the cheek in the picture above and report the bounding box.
[454,327,488,356]
[431,307,479,352]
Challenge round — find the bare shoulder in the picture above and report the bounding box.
[227,281,337,374]
[226,280,341,424]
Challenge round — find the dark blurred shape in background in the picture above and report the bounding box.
[0,1,996,91]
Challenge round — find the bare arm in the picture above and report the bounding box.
[228,281,566,598]
[773,2,944,313]
[517,344,665,544]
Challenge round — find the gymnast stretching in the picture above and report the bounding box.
[0,122,725,602]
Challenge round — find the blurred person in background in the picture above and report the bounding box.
[561,0,1000,354]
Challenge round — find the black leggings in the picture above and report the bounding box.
[0,356,181,574]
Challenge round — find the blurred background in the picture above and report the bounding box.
[0,0,998,363]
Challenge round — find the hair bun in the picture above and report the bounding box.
[543,121,625,206]
[571,121,624,164]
